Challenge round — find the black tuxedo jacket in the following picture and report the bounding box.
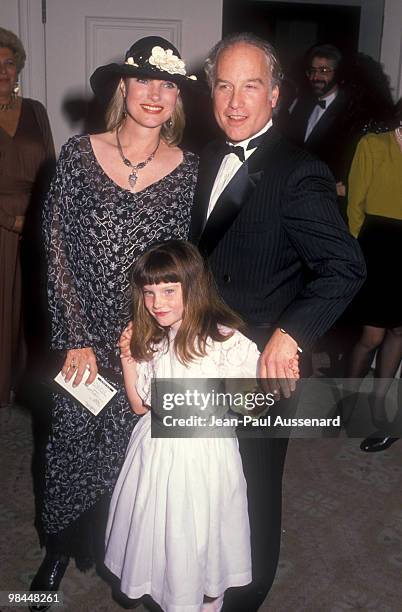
[190,127,365,350]
[284,89,350,181]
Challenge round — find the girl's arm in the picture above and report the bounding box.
[119,324,149,415]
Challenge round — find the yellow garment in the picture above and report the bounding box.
[347,131,402,237]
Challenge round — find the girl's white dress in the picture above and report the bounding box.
[105,329,260,612]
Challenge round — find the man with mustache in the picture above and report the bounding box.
[284,44,349,192]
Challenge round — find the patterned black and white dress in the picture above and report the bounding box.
[42,135,198,552]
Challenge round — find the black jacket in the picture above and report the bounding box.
[282,89,351,181]
[190,126,366,349]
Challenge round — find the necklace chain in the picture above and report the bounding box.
[116,130,159,190]
[0,93,16,112]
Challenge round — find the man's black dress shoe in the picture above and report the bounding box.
[29,552,69,611]
[360,435,399,453]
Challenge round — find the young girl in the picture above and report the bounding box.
[105,240,260,612]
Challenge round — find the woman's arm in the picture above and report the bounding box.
[347,136,373,238]
[43,139,98,384]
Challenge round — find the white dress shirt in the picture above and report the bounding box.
[304,89,338,142]
[207,120,273,220]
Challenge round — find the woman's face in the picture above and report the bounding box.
[122,77,179,129]
[0,47,18,100]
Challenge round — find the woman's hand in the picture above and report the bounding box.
[13,215,25,234]
[62,347,98,386]
[119,322,134,362]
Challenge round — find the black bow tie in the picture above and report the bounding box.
[316,99,327,109]
[224,132,267,162]
[224,144,245,162]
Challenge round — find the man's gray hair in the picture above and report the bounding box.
[204,32,283,92]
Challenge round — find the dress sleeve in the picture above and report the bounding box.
[135,361,153,405]
[0,209,16,231]
[31,99,56,162]
[347,136,373,238]
[221,331,260,378]
[42,139,94,350]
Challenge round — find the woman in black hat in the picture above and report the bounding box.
[30,36,198,606]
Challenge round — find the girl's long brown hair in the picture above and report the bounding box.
[130,240,243,364]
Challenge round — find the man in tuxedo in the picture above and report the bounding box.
[283,44,350,192]
[190,33,365,611]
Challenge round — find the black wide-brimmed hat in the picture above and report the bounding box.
[90,36,197,102]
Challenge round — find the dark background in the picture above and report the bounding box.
[223,1,361,82]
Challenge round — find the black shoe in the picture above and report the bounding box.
[29,552,69,611]
[360,435,399,453]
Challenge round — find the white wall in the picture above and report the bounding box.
[2,0,223,150]
[1,0,19,32]
[381,0,402,101]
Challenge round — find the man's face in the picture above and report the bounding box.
[212,42,279,143]
[306,56,338,98]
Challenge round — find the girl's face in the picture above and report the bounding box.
[143,282,184,331]
[122,77,179,129]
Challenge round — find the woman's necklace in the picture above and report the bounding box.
[0,96,16,112]
[116,129,160,190]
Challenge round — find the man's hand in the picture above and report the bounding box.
[258,328,300,399]
[62,347,98,386]
[336,182,346,197]
[119,322,134,362]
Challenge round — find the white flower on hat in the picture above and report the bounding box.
[125,57,139,67]
[148,45,186,75]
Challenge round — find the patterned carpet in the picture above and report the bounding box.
[1,400,402,612]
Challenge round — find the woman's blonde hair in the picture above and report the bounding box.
[0,27,26,73]
[130,241,244,365]
[105,79,185,146]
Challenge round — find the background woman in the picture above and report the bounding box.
[0,27,54,406]
[346,111,402,452]
[30,36,198,603]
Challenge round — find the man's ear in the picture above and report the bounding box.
[271,85,280,109]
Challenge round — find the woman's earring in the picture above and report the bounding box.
[13,81,20,95]
[122,97,127,118]
[166,119,173,129]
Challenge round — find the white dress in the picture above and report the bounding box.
[105,329,260,612]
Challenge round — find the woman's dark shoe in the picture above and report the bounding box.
[29,552,69,611]
[360,435,399,453]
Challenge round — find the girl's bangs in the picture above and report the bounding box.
[132,251,182,287]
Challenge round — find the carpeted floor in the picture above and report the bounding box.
[1,399,402,612]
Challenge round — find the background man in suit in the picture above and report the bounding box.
[190,33,366,611]
[283,44,350,196]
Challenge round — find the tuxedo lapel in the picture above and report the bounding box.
[198,127,282,256]
[198,162,251,256]
[306,91,347,146]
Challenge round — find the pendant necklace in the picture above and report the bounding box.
[0,96,16,112]
[116,129,159,190]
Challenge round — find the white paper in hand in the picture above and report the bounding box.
[54,368,117,415]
